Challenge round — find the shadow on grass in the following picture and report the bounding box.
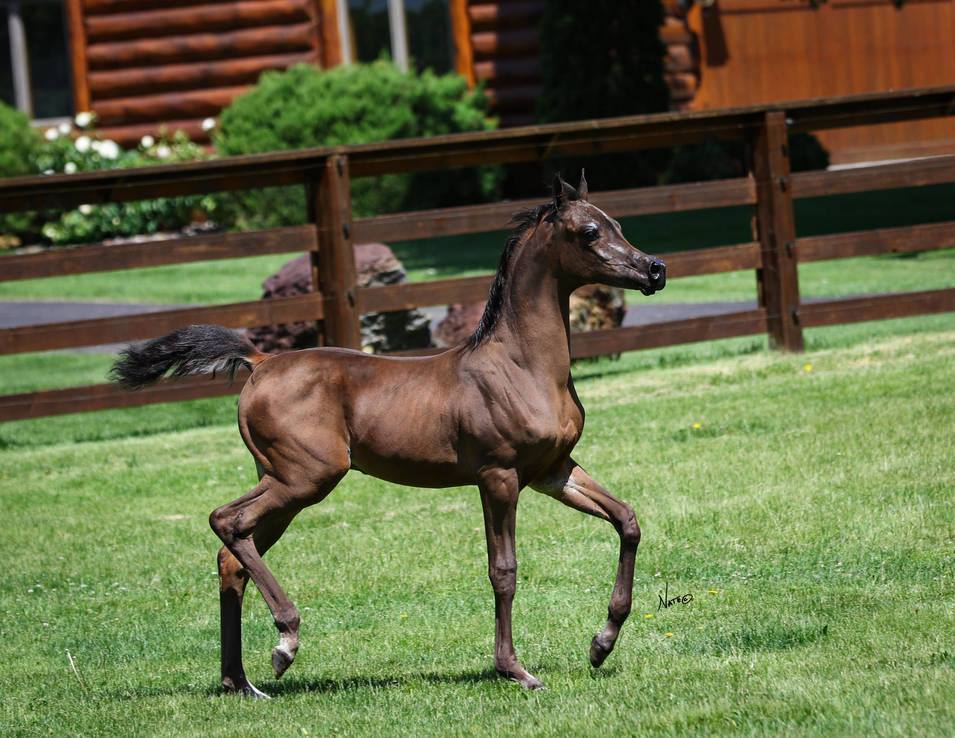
[265,668,502,696]
[111,667,525,701]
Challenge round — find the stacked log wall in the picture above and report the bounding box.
[453,0,698,126]
[67,0,331,146]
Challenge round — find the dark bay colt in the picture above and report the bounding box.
[112,174,666,697]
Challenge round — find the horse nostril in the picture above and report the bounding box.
[648,258,666,281]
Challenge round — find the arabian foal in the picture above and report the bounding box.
[112,173,666,696]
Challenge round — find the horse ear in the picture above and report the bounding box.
[553,173,579,210]
[578,169,588,201]
[553,173,565,209]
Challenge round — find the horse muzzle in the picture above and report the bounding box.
[639,258,667,295]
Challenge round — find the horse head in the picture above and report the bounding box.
[548,171,666,296]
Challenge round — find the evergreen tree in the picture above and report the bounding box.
[537,1,671,189]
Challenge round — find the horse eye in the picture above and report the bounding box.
[582,225,600,243]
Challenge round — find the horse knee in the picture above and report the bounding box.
[618,506,641,548]
[209,505,238,543]
[488,563,516,597]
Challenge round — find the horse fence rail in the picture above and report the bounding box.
[0,86,953,421]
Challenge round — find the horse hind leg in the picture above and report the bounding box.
[217,509,294,698]
[210,459,347,689]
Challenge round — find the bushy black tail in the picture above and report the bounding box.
[110,324,267,390]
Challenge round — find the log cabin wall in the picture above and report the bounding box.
[460,0,542,127]
[65,0,338,146]
[449,0,699,127]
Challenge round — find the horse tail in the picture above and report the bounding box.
[109,324,271,390]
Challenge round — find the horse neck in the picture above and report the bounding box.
[483,225,574,384]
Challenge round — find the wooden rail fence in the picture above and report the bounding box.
[1,86,953,421]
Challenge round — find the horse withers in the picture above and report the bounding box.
[111,173,666,696]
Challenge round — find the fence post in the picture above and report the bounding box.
[752,110,803,352]
[308,154,362,350]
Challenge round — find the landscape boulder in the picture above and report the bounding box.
[247,244,432,353]
[432,284,627,348]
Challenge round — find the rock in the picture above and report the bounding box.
[569,284,627,333]
[247,244,432,353]
[432,284,627,348]
[432,302,487,348]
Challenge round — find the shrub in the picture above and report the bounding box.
[38,129,223,246]
[0,101,39,177]
[214,61,500,227]
[0,102,43,244]
[537,0,671,189]
[788,132,830,172]
[660,139,747,185]
[660,132,830,185]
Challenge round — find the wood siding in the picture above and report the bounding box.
[67,0,329,146]
[687,0,955,162]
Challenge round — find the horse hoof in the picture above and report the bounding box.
[223,677,271,700]
[242,682,271,700]
[272,644,295,679]
[497,666,545,690]
[589,634,613,668]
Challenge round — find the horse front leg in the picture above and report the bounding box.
[478,469,544,690]
[531,457,641,667]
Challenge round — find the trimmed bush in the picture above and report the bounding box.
[789,132,830,172]
[214,61,500,227]
[0,102,39,177]
[661,133,830,185]
[0,102,43,243]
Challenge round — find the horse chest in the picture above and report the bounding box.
[488,386,583,457]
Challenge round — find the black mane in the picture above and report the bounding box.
[466,202,553,348]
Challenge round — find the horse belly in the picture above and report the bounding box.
[349,428,472,488]
[349,449,472,488]
[347,384,472,488]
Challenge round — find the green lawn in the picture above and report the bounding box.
[2,318,954,737]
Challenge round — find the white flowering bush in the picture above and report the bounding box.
[35,120,225,246]
[0,106,224,246]
[36,121,123,175]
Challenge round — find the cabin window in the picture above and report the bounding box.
[1,0,73,120]
[343,0,453,74]
[405,0,453,74]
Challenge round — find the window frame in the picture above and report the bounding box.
[2,0,73,124]
[4,0,32,115]
[338,0,443,73]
